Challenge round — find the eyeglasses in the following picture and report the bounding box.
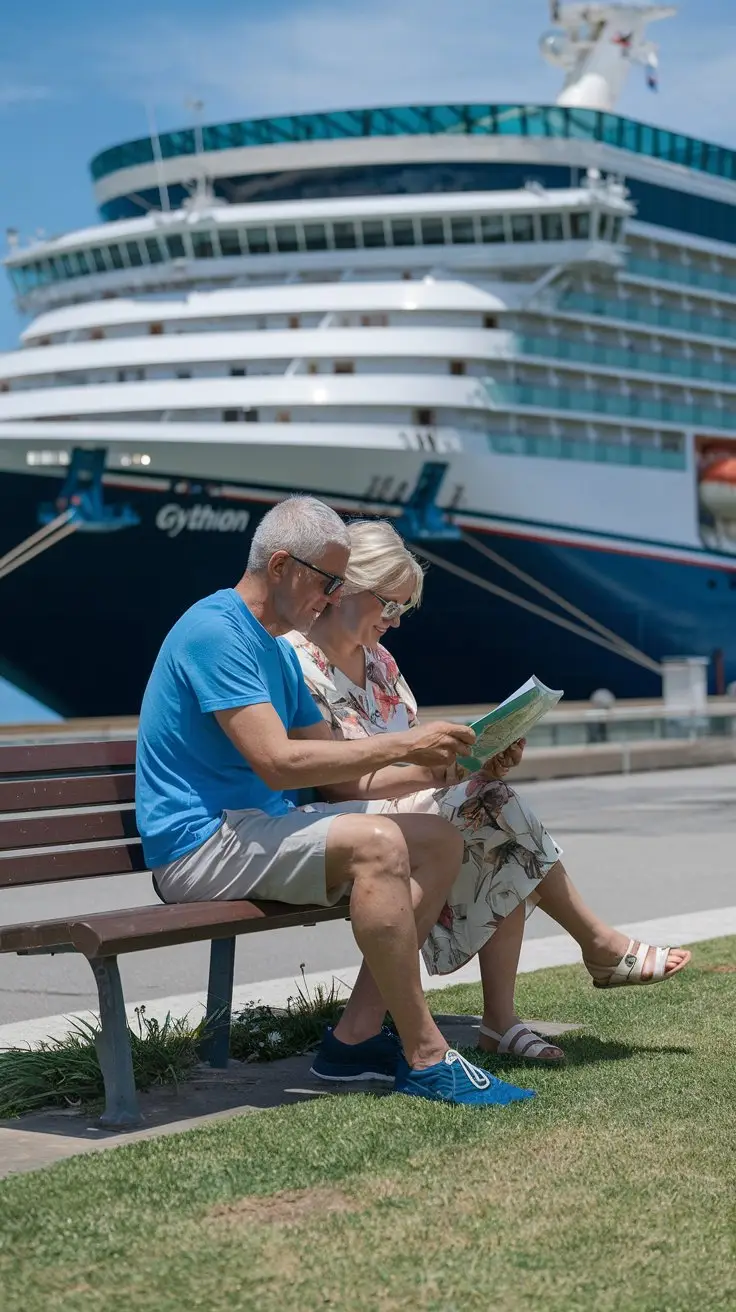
[287,553,345,596]
[370,591,414,621]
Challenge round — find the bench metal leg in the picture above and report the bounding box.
[89,956,142,1129]
[199,937,236,1069]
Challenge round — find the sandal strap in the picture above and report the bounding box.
[593,940,674,987]
[479,1021,559,1059]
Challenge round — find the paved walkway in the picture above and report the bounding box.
[1,763,734,1031]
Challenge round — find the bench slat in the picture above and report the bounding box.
[0,739,136,776]
[0,897,352,957]
[0,841,146,888]
[0,772,136,812]
[0,807,139,852]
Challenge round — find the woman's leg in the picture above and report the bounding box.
[475,902,563,1060]
[535,860,690,980]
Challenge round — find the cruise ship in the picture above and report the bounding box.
[1,1,736,716]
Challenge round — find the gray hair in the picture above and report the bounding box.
[344,519,425,607]
[247,495,349,573]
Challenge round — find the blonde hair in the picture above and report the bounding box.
[344,519,425,607]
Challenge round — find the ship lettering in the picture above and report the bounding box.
[155,503,251,538]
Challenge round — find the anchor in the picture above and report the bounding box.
[395,461,461,542]
[0,447,139,583]
[39,447,140,533]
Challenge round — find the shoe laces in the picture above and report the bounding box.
[445,1049,490,1090]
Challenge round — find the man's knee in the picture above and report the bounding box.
[326,813,410,886]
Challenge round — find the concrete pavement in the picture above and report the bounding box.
[1,763,735,1035]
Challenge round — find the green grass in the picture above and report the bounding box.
[1,936,735,1312]
[0,976,345,1119]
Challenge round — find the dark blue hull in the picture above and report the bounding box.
[1,470,735,715]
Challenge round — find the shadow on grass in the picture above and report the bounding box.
[471,1033,694,1072]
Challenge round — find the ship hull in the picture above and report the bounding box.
[1,468,735,716]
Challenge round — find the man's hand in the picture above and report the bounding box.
[480,738,526,780]
[401,721,475,768]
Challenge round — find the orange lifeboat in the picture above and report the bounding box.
[699,458,736,520]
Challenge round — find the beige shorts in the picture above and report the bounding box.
[152,800,390,907]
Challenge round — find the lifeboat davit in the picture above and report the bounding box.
[699,458,736,520]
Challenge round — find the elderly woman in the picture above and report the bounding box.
[287,519,691,1065]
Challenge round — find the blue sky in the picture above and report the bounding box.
[0,0,735,718]
[1,0,735,352]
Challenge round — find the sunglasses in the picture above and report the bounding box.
[288,553,345,596]
[370,591,414,621]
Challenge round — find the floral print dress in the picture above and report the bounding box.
[287,633,562,977]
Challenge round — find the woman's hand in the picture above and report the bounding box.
[479,738,526,781]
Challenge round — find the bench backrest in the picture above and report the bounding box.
[0,739,145,889]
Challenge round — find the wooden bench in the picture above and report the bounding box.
[0,739,350,1128]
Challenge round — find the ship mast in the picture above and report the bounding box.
[540,2,677,111]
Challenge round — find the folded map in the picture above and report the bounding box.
[457,676,564,772]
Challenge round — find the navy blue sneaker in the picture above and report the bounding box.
[395,1049,535,1106]
[310,1025,401,1083]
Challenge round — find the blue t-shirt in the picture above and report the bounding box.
[135,588,322,868]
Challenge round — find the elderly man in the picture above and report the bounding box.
[136,496,532,1107]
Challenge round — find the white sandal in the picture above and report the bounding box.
[477,1022,565,1065]
[585,939,692,989]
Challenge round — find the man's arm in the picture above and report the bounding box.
[216,702,474,792]
[290,720,439,801]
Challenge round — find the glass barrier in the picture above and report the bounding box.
[485,377,734,432]
[486,431,686,469]
[518,334,736,385]
[90,104,736,190]
[627,255,736,299]
[560,292,736,343]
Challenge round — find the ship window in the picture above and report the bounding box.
[275,225,299,252]
[107,244,124,269]
[176,370,192,379]
[510,215,534,242]
[218,228,243,256]
[90,247,108,273]
[145,237,164,264]
[450,360,466,375]
[230,366,246,376]
[289,315,300,329]
[125,241,144,267]
[223,408,242,422]
[245,408,259,421]
[304,223,329,250]
[25,450,70,466]
[541,212,565,242]
[165,233,186,259]
[333,222,358,249]
[0,381,9,392]
[149,322,164,335]
[245,227,271,254]
[480,215,506,243]
[192,231,214,259]
[450,216,475,244]
[392,219,416,247]
[421,217,445,245]
[600,213,617,242]
[570,211,591,239]
[334,361,354,373]
[483,314,498,329]
[361,220,386,248]
[415,408,435,425]
[61,254,78,277]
